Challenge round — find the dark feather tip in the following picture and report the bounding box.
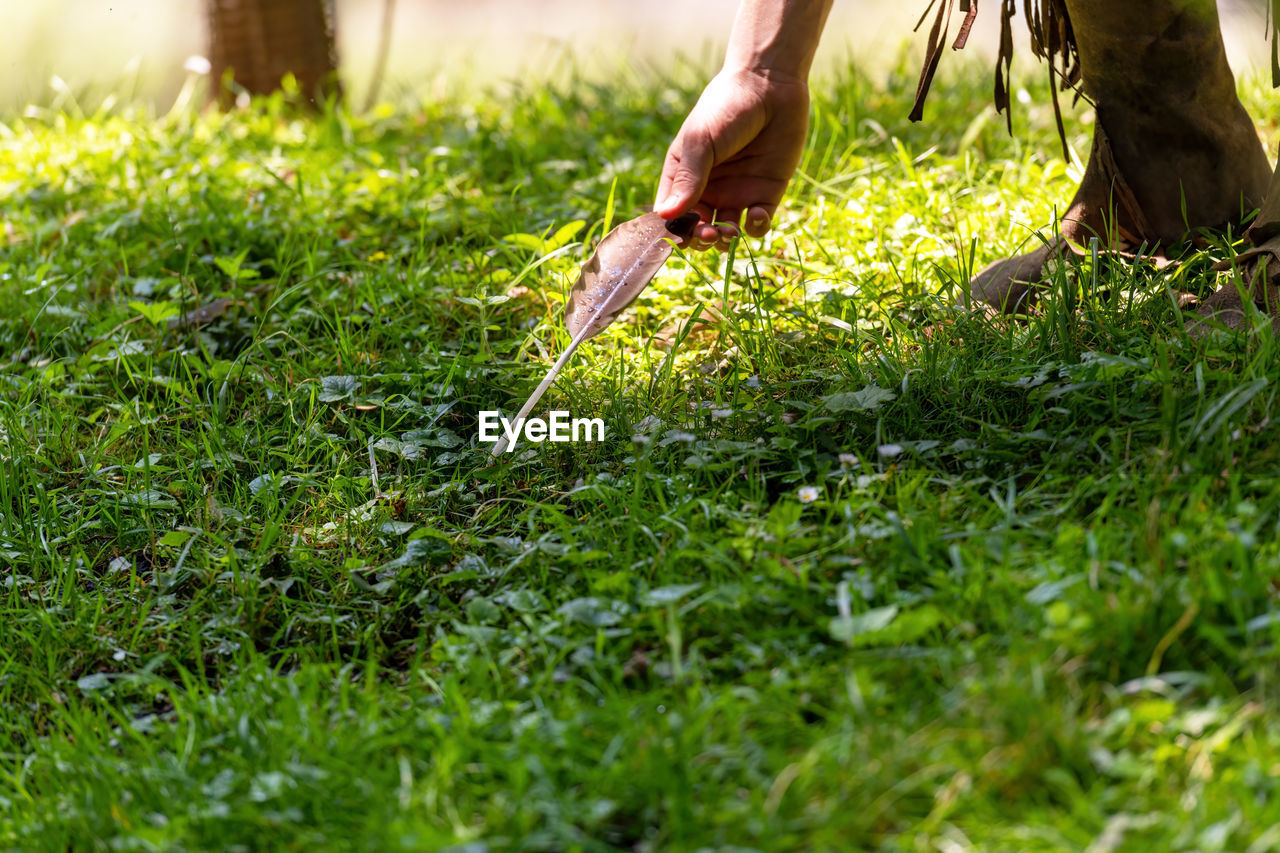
[665,212,700,241]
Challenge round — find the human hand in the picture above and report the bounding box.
[653,68,810,251]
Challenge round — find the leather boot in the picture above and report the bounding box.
[1189,148,1280,335]
[973,0,1271,313]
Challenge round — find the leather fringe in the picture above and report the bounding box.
[1269,0,1280,87]
[912,0,1080,160]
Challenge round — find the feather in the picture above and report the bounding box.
[488,211,698,460]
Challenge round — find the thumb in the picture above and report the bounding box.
[654,129,713,219]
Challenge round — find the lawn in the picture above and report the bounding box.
[4,54,1280,851]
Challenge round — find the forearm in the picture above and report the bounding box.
[722,0,834,80]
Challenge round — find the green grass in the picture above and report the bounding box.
[4,55,1280,851]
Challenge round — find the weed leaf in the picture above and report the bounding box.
[824,386,897,413]
[319,375,360,402]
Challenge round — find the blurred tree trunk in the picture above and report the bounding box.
[205,0,341,106]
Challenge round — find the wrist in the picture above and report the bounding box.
[718,62,810,89]
[721,0,831,82]
[722,42,816,83]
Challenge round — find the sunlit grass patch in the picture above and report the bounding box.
[3,59,1280,850]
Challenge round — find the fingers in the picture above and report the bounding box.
[711,208,740,252]
[688,203,716,249]
[688,204,735,252]
[692,224,720,248]
[708,206,775,249]
[654,129,713,220]
[655,109,779,249]
[686,204,773,251]
[654,122,779,250]
[685,206,777,252]
[694,224,735,253]
[744,205,773,239]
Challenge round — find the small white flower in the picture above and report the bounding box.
[877,443,903,459]
[838,453,860,468]
[797,486,820,504]
[891,213,918,234]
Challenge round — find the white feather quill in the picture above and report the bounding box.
[488,212,699,460]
